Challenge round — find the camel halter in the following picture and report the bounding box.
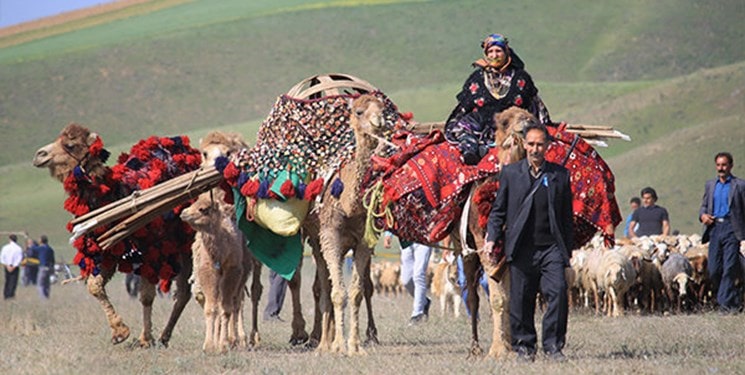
[59,136,93,175]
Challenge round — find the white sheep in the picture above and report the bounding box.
[596,249,637,317]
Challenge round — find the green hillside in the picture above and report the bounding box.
[1,0,744,259]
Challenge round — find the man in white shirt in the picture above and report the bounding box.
[1,234,24,299]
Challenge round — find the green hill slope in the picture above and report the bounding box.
[2,0,744,166]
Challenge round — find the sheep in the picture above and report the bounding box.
[661,253,695,314]
[596,250,637,317]
[568,249,587,309]
[685,244,711,308]
[622,244,664,314]
[180,193,252,353]
[581,244,606,313]
[378,261,402,296]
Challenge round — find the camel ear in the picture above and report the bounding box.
[87,132,99,146]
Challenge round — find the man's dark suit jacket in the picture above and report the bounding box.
[699,175,745,242]
[486,159,574,265]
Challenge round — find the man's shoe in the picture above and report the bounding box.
[545,350,567,362]
[408,314,427,326]
[515,346,536,363]
[264,314,284,322]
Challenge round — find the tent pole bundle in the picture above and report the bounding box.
[406,121,631,145]
[70,166,223,250]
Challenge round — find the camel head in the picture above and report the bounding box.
[33,123,105,182]
[199,131,248,167]
[349,94,386,151]
[180,193,228,231]
[493,106,539,165]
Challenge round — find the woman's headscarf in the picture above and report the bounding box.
[474,33,525,71]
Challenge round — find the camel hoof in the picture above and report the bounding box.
[249,332,261,348]
[290,333,309,346]
[365,326,380,345]
[305,338,320,349]
[467,342,485,359]
[111,326,131,345]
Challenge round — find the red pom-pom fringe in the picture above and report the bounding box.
[280,179,295,198]
[304,178,324,201]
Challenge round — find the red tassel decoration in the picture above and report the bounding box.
[304,178,324,201]
[240,179,260,197]
[280,179,295,198]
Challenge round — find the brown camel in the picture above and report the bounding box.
[32,123,193,348]
[198,131,309,347]
[302,94,387,355]
[180,192,251,353]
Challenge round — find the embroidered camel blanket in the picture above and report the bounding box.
[370,125,621,249]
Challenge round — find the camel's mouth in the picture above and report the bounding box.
[32,149,52,168]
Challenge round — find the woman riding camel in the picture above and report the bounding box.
[445,33,551,164]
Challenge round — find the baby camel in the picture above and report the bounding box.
[180,193,252,353]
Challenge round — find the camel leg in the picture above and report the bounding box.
[248,258,262,348]
[308,259,323,349]
[463,253,484,359]
[482,261,511,360]
[234,286,248,349]
[218,267,242,353]
[288,260,309,346]
[362,256,379,345]
[200,263,219,353]
[314,239,337,353]
[138,280,156,348]
[347,248,368,355]
[159,254,193,347]
[86,272,131,345]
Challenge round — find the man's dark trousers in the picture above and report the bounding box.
[509,243,568,353]
[708,220,742,310]
[4,268,19,299]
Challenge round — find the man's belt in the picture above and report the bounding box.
[715,216,730,223]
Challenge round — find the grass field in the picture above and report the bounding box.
[2,261,745,374]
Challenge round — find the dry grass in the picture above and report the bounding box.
[2,262,745,374]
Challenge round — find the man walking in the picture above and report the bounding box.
[35,235,55,299]
[484,121,574,362]
[1,234,24,299]
[629,187,670,238]
[699,152,745,313]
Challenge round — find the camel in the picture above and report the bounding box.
[301,94,387,355]
[180,192,251,353]
[198,131,309,347]
[32,123,195,347]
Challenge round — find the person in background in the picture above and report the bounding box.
[34,235,55,299]
[629,187,670,238]
[1,234,24,299]
[699,152,745,313]
[384,232,432,324]
[22,238,39,287]
[263,269,288,322]
[624,197,641,238]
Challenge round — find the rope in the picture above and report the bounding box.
[362,180,392,247]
